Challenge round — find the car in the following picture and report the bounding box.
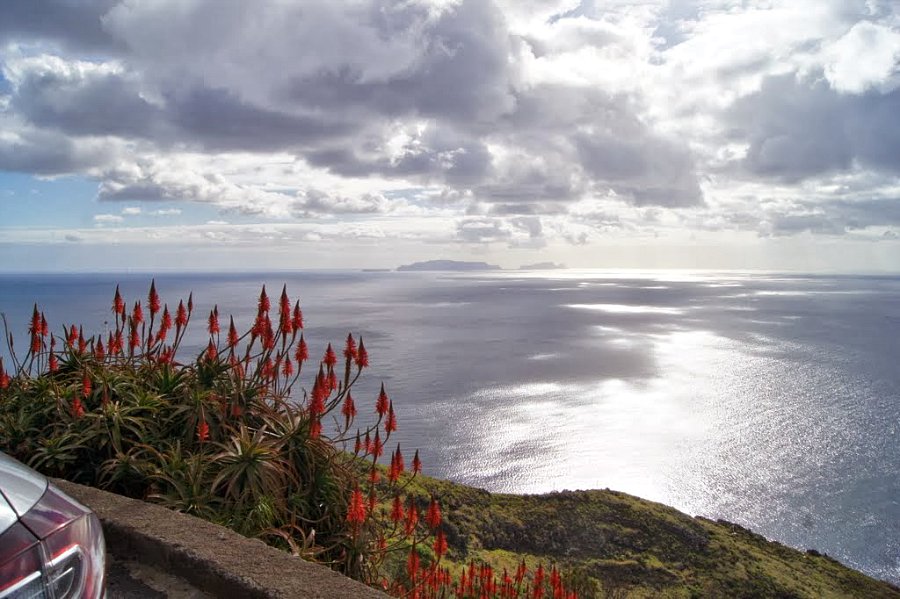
[0,452,106,598]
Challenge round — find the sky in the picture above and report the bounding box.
[1,0,899,272]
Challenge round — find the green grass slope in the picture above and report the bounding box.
[404,475,899,598]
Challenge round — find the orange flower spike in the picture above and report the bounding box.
[390,495,404,524]
[292,301,303,330]
[40,313,48,337]
[49,339,59,373]
[354,431,362,455]
[148,279,160,316]
[279,286,291,331]
[0,358,10,390]
[323,343,337,368]
[208,307,219,335]
[72,397,85,419]
[385,401,397,434]
[282,357,293,378]
[77,326,87,353]
[160,304,172,332]
[197,419,210,442]
[355,339,369,368]
[258,285,270,314]
[426,498,442,530]
[433,529,448,560]
[295,334,309,362]
[341,392,357,425]
[29,304,41,337]
[344,333,357,361]
[132,301,144,325]
[412,449,422,474]
[175,300,187,330]
[82,372,92,398]
[373,430,383,458]
[404,502,418,536]
[326,367,337,391]
[113,285,124,316]
[368,465,380,484]
[363,430,372,454]
[67,324,77,348]
[406,549,420,581]
[394,446,405,474]
[94,338,105,361]
[206,341,217,362]
[227,317,239,347]
[376,383,389,416]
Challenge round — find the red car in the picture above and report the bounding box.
[0,452,106,598]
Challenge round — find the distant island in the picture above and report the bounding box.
[397,260,502,272]
[519,262,566,270]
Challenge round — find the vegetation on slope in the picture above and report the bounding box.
[403,474,900,598]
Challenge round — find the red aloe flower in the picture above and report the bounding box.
[394,443,406,474]
[433,529,448,559]
[404,502,418,536]
[279,286,291,334]
[113,285,124,316]
[406,549,420,581]
[412,449,422,474]
[323,343,337,368]
[0,358,9,390]
[426,498,442,530]
[77,327,87,354]
[309,418,322,439]
[258,285,270,314]
[206,341,217,362]
[372,430,383,458]
[175,300,188,329]
[187,292,193,315]
[208,306,219,335]
[112,330,123,355]
[326,368,337,391]
[282,357,293,378]
[132,301,144,325]
[82,372,92,398]
[72,397,85,419]
[197,418,210,442]
[292,302,303,330]
[385,401,397,434]
[156,305,172,343]
[354,432,362,455]
[49,342,59,373]
[129,326,140,353]
[148,280,160,316]
[295,334,309,362]
[390,495,404,524]
[376,383,389,416]
[355,339,368,369]
[227,317,239,347]
[368,465,380,484]
[67,324,78,348]
[40,313,48,337]
[347,487,366,525]
[363,431,372,455]
[344,333,357,361]
[29,304,41,337]
[94,338,105,361]
[533,564,545,599]
[341,392,357,425]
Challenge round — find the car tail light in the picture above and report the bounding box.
[0,485,105,599]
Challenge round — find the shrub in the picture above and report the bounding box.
[0,281,579,598]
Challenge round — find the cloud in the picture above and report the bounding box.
[93,213,123,224]
[0,0,899,255]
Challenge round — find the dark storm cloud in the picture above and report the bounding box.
[0,0,708,214]
[728,74,900,181]
[0,0,121,53]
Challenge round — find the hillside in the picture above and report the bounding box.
[402,474,900,598]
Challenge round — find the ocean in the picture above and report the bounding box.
[1,270,898,583]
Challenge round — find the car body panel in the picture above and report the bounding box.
[0,453,48,518]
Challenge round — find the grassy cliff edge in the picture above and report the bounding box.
[404,473,900,598]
